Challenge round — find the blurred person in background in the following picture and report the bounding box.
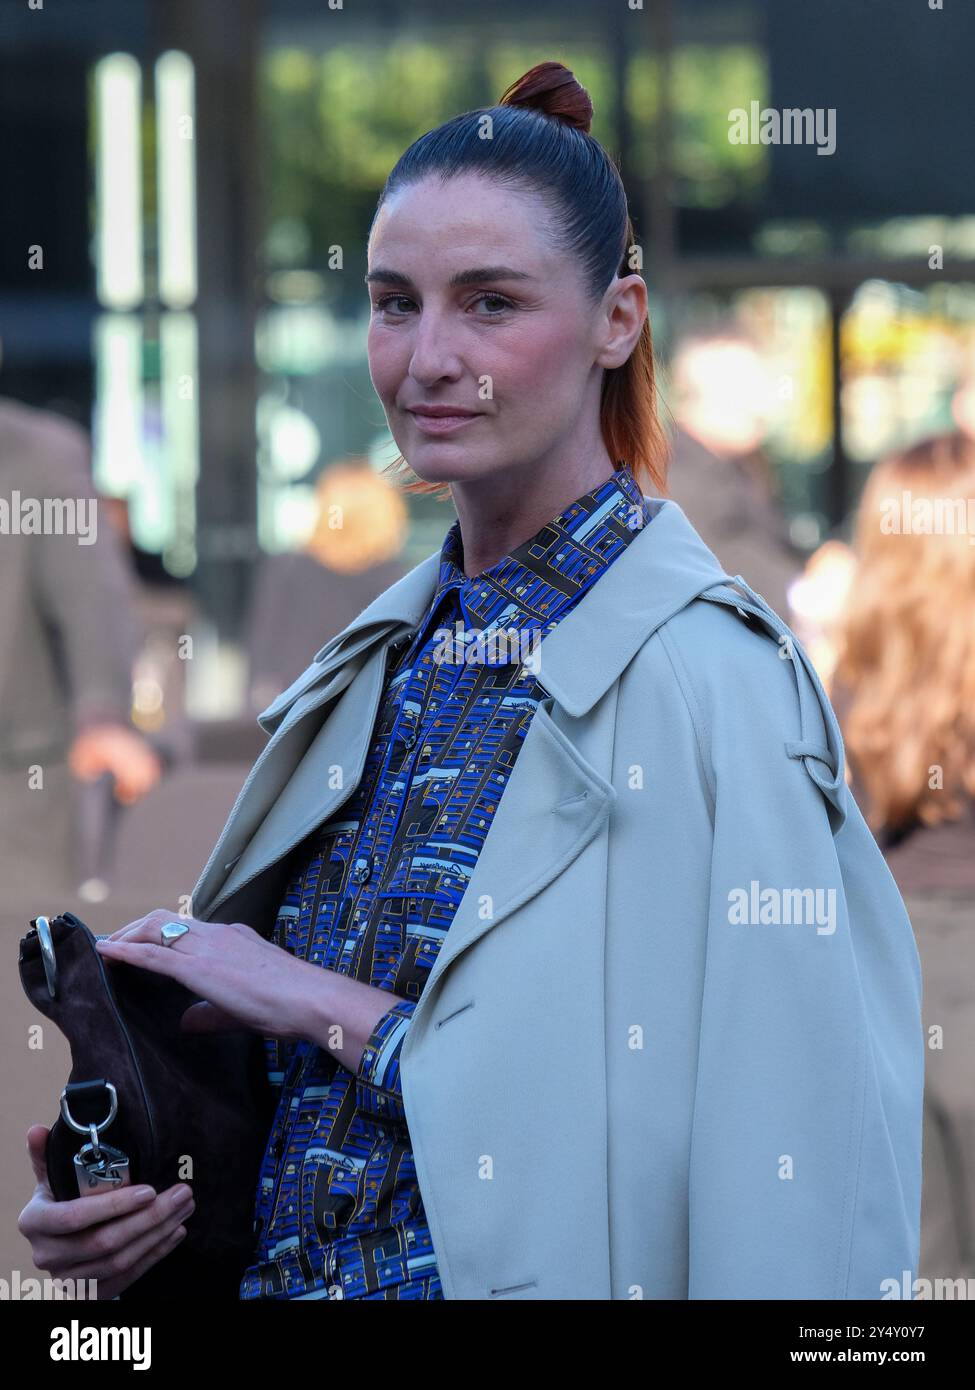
[950,366,975,443]
[244,460,408,714]
[0,395,162,900]
[830,429,975,1283]
[100,494,198,770]
[101,494,191,592]
[786,537,857,692]
[789,362,975,697]
[656,324,801,620]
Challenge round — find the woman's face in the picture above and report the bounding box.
[365,171,640,489]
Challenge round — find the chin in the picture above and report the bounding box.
[401,441,496,484]
[403,456,483,486]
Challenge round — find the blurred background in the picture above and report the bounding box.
[2,0,974,1293]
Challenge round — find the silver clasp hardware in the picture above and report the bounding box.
[73,1141,131,1193]
[34,915,59,1000]
[60,1083,131,1196]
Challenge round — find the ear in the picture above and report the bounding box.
[595,272,648,370]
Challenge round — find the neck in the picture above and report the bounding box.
[449,438,620,579]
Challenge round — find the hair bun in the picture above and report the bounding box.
[498,61,593,134]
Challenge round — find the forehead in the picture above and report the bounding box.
[368,172,560,270]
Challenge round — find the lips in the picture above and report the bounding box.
[406,406,484,436]
[407,407,479,418]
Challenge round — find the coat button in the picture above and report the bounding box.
[352,855,372,884]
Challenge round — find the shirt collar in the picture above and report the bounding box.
[430,461,653,634]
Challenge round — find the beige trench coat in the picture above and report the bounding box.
[191,498,923,1301]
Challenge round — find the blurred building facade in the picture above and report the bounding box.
[2,0,974,666]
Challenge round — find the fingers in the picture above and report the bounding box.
[54,1189,195,1290]
[93,936,197,993]
[105,909,158,942]
[68,729,162,808]
[102,909,200,953]
[19,1178,157,1242]
[25,1125,53,1192]
[96,1222,188,1300]
[107,907,178,942]
[180,1001,237,1033]
[113,746,163,805]
[25,1183,193,1279]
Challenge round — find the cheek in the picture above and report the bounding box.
[486,317,584,403]
[366,325,407,399]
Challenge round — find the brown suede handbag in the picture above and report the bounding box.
[18,910,276,1300]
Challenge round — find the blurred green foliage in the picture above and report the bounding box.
[259,39,768,308]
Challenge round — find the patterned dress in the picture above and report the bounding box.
[240,463,653,1299]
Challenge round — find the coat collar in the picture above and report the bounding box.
[201,494,846,931]
[428,461,653,637]
[257,495,731,734]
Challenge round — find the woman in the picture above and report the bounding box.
[19,62,923,1301]
[830,430,975,1285]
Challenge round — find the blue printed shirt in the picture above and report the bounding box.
[240,462,653,1300]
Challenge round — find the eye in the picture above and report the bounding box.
[371,291,516,317]
[470,293,515,315]
[372,293,416,315]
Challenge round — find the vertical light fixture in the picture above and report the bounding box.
[155,50,198,308]
[159,311,199,575]
[92,53,144,498]
[92,314,144,497]
[156,49,200,576]
[94,54,143,309]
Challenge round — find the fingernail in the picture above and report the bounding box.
[134,1186,155,1201]
[170,1185,192,1208]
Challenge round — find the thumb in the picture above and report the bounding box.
[26,1125,53,1194]
[179,1001,240,1033]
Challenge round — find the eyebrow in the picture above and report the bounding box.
[364,265,536,288]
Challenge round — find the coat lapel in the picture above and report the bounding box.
[192,500,735,968]
[405,498,735,1019]
[413,693,618,1007]
[192,549,443,920]
[254,548,445,737]
[198,647,389,924]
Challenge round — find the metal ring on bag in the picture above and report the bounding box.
[60,1082,119,1138]
[34,915,58,1001]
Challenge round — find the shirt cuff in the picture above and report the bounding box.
[354,997,416,1126]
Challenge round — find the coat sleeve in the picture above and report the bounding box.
[354,997,416,1125]
[675,608,924,1300]
[27,424,142,736]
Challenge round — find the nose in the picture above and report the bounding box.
[406,304,464,387]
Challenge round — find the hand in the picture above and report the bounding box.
[68,724,163,805]
[17,1125,194,1300]
[94,906,323,1041]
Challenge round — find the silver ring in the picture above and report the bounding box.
[160,920,191,947]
